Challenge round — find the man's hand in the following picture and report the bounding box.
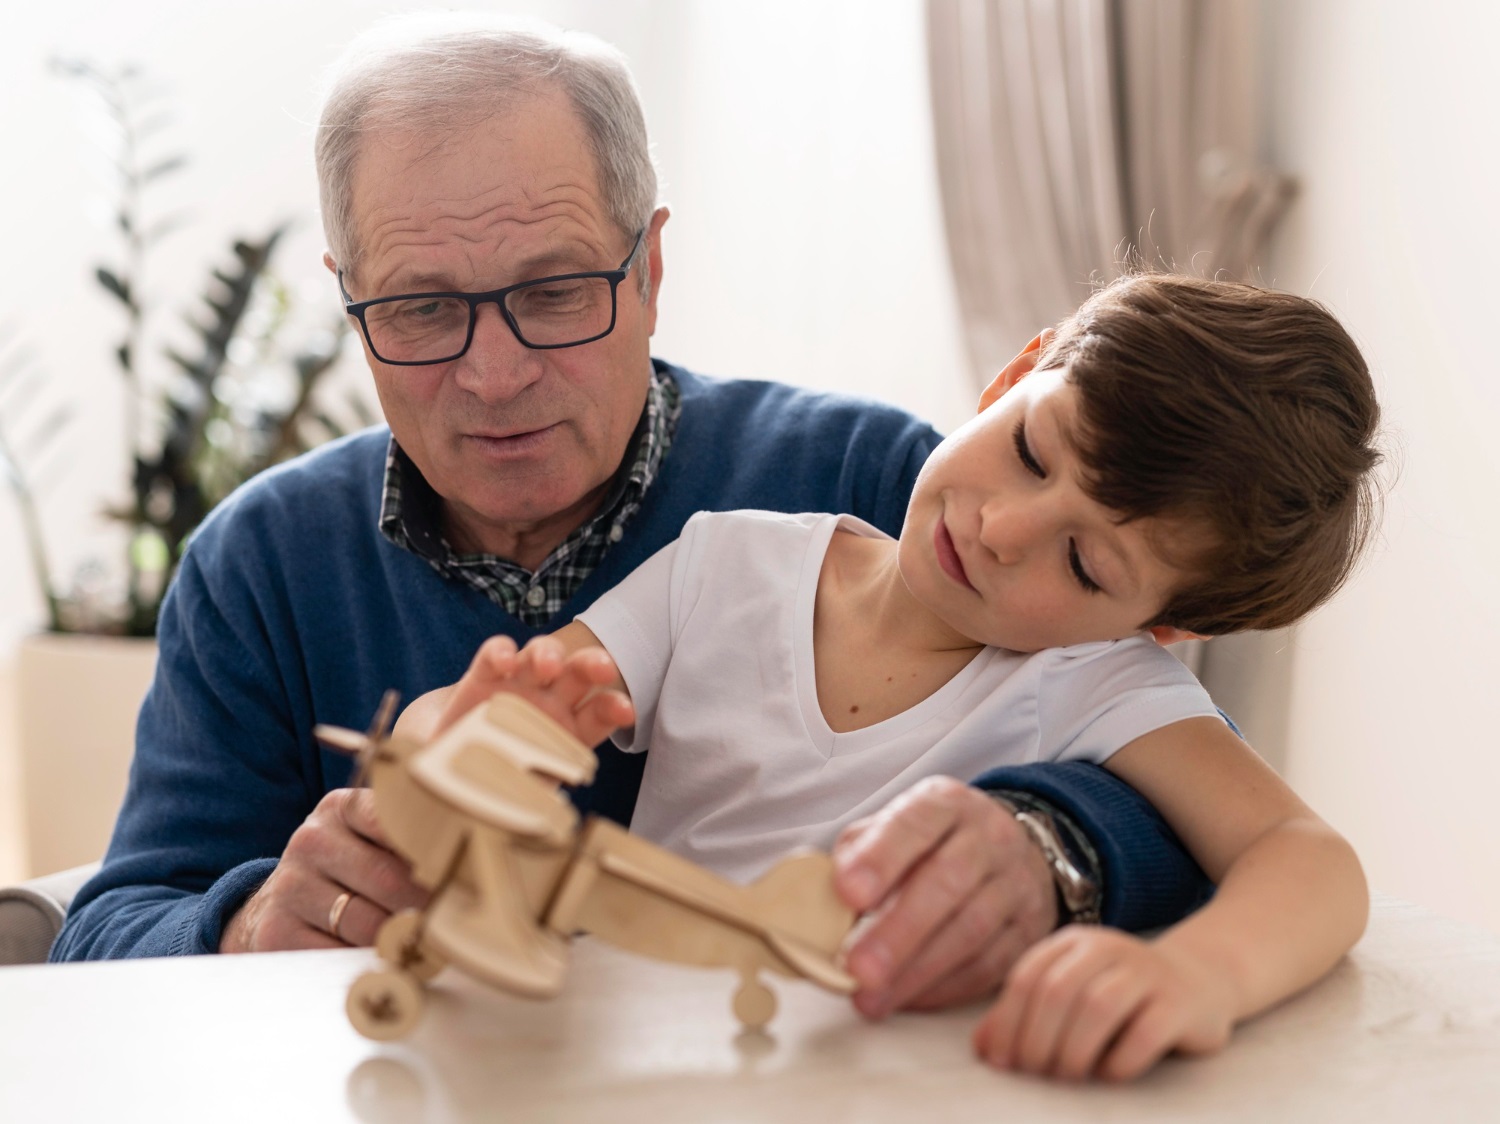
[219,788,430,952]
[831,776,1059,1017]
[972,926,1234,1081]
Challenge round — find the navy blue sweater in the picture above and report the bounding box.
[53,364,1209,960]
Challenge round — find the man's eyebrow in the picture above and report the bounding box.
[381,248,601,295]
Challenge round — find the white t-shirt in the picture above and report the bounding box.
[577,510,1220,882]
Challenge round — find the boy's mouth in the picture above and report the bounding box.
[934,519,977,591]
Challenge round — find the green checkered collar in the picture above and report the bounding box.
[378,366,680,625]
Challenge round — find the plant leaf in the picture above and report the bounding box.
[143,155,187,182]
[95,266,134,309]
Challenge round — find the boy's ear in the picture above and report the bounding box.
[1148,625,1211,646]
[978,328,1055,413]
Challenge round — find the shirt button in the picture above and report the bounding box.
[525,585,546,607]
[608,523,624,543]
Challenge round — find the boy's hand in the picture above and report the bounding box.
[972,926,1234,1081]
[424,634,634,748]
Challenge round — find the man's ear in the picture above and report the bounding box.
[1148,625,1211,646]
[323,251,337,276]
[642,205,670,337]
[978,327,1055,413]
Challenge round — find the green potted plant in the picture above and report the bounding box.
[1,61,368,874]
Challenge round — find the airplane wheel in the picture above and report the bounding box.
[376,909,446,981]
[732,976,777,1030]
[347,969,425,1041]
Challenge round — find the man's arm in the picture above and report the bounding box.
[51,546,310,959]
[51,521,427,959]
[975,761,1215,931]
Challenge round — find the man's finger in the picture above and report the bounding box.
[842,821,990,991]
[334,787,392,849]
[323,889,394,948]
[833,777,967,911]
[871,876,1016,1010]
[900,918,1033,1012]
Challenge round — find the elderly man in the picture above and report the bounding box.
[53,15,1211,1018]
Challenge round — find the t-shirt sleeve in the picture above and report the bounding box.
[576,512,711,753]
[1037,637,1223,765]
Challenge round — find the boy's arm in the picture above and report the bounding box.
[975,717,1368,1080]
[1102,716,1368,1014]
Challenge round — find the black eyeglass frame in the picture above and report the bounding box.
[338,228,646,366]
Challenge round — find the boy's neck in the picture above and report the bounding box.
[812,528,985,734]
[823,530,981,657]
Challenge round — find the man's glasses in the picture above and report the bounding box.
[339,229,645,366]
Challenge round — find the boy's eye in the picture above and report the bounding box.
[1013,422,1045,477]
[1069,538,1103,594]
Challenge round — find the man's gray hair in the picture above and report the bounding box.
[315,12,659,287]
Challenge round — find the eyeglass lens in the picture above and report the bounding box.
[364,275,617,361]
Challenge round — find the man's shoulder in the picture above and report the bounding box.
[188,427,390,551]
[669,363,937,438]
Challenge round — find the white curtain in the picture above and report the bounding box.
[927,0,1294,391]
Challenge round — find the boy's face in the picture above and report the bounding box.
[899,364,1199,653]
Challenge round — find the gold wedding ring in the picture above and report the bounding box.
[328,889,354,940]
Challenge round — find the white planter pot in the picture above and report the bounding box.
[17,633,158,876]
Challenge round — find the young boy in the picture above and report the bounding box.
[401,273,1382,1081]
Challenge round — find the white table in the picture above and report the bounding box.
[2,895,1498,1123]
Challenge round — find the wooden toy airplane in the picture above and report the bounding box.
[315,693,856,1041]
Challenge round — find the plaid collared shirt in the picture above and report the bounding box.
[379,367,682,627]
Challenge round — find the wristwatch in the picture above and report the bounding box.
[992,795,1102,926]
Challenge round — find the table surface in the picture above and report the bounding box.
[3,895,1498,1123]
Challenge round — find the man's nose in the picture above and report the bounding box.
[452,301,543,402]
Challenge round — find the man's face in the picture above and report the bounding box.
[898,367,1199,653]
[336,86,665,563]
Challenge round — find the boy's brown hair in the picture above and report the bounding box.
[1038,273,1382,636]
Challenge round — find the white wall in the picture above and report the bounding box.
[1264,0,1500,933]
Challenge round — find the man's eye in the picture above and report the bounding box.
[1013,422,1045,477]
[1069,538,1102,594]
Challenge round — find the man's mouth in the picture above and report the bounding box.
[463,424,559,455]
[934,518,976,591]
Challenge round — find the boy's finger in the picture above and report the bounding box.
[1053,968,1149,1081]
[973,935,1073,1068]
[1097,997,1182,1081]
[517,636,566,685]
[573,691,635,746]
[475,634,519,670]
[1012,940,1103,1074]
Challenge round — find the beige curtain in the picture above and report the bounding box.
[928,0,1294,390]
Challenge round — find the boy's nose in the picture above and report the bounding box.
[978,496,1046,565]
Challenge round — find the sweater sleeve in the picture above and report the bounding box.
[970,761,1215,931]
[50,525,321,960]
